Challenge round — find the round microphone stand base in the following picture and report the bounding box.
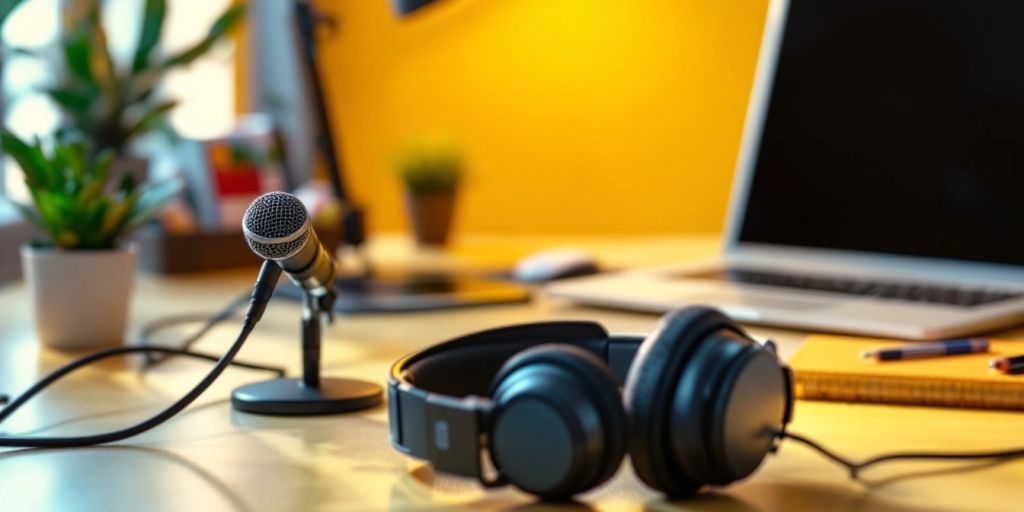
[231,377,382,415]
[232,290,382,415]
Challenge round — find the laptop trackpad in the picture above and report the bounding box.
[688,291,829,312]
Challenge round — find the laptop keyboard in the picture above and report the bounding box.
[694,268,1022,307]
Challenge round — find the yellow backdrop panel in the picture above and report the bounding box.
[313,0,768,234]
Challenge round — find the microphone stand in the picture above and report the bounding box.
[231,288,383,415]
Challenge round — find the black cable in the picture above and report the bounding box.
[0,261,283,448]
[138,292,251,370]
[0,346,284,426]
[777,429,1024,479]
[0,324,256,448]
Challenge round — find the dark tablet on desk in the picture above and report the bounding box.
[275,271,530,313]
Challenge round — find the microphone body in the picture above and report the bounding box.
[242,192,337,293]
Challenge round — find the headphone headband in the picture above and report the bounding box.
[388,321,645,480]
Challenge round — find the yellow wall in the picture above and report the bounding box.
[314,0,768,234]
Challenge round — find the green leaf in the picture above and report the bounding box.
[100,195,132,241]
[1,132,176,248]
[161,4,245,69]
[30,190,68,242]
[55,231,80,248]
[62,29,95,86]
[123,99,177,140]
[54,142,91,195]
[30,136,62,193]
[51,143,73,193]
[132,0,166,73]
[78,150,113,203]
[1,132,50,189]
[82,196,110,247]
[45,87,95,114]
[129,84,157,106]
[65,142,88,184]
[87,5,122,113]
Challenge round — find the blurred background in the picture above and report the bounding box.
[0,0,769,282]
[268,0,767,234]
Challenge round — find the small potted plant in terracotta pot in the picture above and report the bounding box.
[2,133,180,350]
[395,142,464,246]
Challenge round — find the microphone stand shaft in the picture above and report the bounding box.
[302,293,321,388]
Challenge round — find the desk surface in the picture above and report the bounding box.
[1,234,1022,512]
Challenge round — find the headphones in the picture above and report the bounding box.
[388,306,794,500]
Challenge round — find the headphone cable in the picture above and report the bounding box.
[777,429,1024,479]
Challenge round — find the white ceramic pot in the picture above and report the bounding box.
[21,245,137,350]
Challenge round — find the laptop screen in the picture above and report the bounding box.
[738,0,1024,267]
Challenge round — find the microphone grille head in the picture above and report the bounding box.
[244,192,309,238]
[242,192,311,260]
[247,231,310,260]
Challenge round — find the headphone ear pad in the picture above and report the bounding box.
[488,344,627,500]
[623,307,740,497]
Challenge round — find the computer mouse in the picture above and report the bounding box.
[513,248,600,283]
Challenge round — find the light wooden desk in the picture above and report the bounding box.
[1,234,1022,512]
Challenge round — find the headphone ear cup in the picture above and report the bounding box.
[623,307,740,497]
[697,340,791,484]
[488,344,627,500]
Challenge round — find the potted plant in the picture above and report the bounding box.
[2,133,180,349]
[395,142,464,246]
[5,0,244,163]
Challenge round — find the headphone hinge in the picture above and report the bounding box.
[424,394,491,480]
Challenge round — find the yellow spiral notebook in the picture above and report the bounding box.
[789,336,1024,410]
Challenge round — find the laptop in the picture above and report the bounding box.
[547,0,1024,340]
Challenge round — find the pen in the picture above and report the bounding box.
[989,354,1024,375]
[860,338,990,361]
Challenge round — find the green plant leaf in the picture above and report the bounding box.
[1,132,50,189]
[30,190,68,242]
[66,142,88,184]
[45,87,95,114]
[81,196,109,247]
[62,28,95,86]
[129,82,157,105]
[53,142,90,194]
[31,136,64,193]
[86,4,122,124]
[2,133,177,249]
[395,144,464,193]
[79,150,113,203]
[100,194,132,241]
[123,99,177,140]
[131,0,166,73]
[160,4,245,69]
[52,143,73,193]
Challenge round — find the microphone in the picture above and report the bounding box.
[235,192,383,415]
[242,192,336,293]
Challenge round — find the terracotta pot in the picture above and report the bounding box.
[21,245,136,350]
[404,190,456,246]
